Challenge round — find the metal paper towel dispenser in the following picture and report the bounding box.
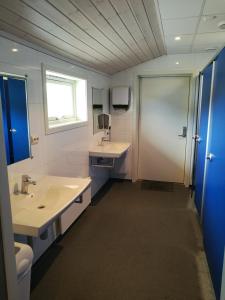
[111,86,130,109]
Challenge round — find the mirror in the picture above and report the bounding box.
[0,75,31,165]
[92,87,104,134]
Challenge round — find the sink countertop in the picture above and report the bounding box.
[89,142,131,158]
[10,176,91,237]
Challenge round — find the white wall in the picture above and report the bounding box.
[110,52,216,181]
[0,36,110,197]
[0,34,217,191]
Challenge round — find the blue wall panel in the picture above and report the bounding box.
[202,48,225,299]
[0,76,30,165]
[6,78,30,163]
[0,77,10,164]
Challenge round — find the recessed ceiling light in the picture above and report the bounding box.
[176,61,180,65]
[175,36,181,41]
[11,48,18,52]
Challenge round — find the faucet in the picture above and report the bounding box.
[98,136,106,146]
[21,175,36,194]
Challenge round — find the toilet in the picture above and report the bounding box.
[15,242,33,300]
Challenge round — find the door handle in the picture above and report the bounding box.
[9,128,17,133]
[178,126,187,138]
[206,153,215,161]
[192,135,201,142]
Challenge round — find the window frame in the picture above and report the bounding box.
[42,64,88,135]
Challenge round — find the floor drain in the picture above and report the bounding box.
[37,205,45,209]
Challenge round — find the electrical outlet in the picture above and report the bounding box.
[31,136,39,145]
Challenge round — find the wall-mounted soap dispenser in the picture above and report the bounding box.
[98,113,111,141]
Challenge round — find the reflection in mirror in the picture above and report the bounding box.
[92,87,104,134]
[0,75,30,165]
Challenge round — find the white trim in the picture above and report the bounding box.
[46,120,88,135]
[42,63,88,83]
[0,72,27,79]
[184,76,195,187]
[132,72,196,186]
[190,74,202,187]
[197,74,204,136]
[0,93,18,299]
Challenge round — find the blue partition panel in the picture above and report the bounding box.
[194,64,212,214]
[202,48,225,299]
[0,77,10,164]
[6,78,30,163]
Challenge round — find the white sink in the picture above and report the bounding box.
[10,176,91,237]
[89,142,131,158]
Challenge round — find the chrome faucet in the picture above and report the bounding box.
[21,175,36,194]
[98,136,106,146]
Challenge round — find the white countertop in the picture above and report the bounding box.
[10,176,91,237]
[89,142,131,158]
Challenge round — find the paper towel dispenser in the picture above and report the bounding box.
[111,86,130,109]
[92,87,103,109]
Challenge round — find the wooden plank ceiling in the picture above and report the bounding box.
[0,0,166,74]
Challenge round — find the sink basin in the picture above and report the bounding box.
[13,185,79,210]
[14,246,20,255]
[10,176,91,237]
[89,142,131,158]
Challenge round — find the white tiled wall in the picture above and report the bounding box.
[0,34,216,191]
[0,36,110,196]
[110,52,216,180]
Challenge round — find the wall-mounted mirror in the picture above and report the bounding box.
[92,87,104,134]
[0,75,31,165]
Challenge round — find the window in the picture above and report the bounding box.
[43,67,87,134]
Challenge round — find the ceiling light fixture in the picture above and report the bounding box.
[176,61,180,65]
[11,48,18,52]
[175,36,181,41]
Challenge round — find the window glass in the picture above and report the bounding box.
[43,68,87,134]
[46,80,75,120]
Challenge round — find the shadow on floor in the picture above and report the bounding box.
[31,244,63,290]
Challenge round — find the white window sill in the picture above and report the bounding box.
[45,120,88,135]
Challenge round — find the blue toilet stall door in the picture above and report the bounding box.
[6,78,30,163]
[194,63,213,215]
[202,48,225,299]
[0,77,10,164]
[0,76,30,165]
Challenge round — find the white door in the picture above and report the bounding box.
[138,76,190,183]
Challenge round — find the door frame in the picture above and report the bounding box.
[0,94,18,299]
[131,72,197,187]
[191,74,203,188]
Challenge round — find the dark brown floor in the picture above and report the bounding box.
[31,180,205,300]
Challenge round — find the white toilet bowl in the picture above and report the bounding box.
[15,242,33,300]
